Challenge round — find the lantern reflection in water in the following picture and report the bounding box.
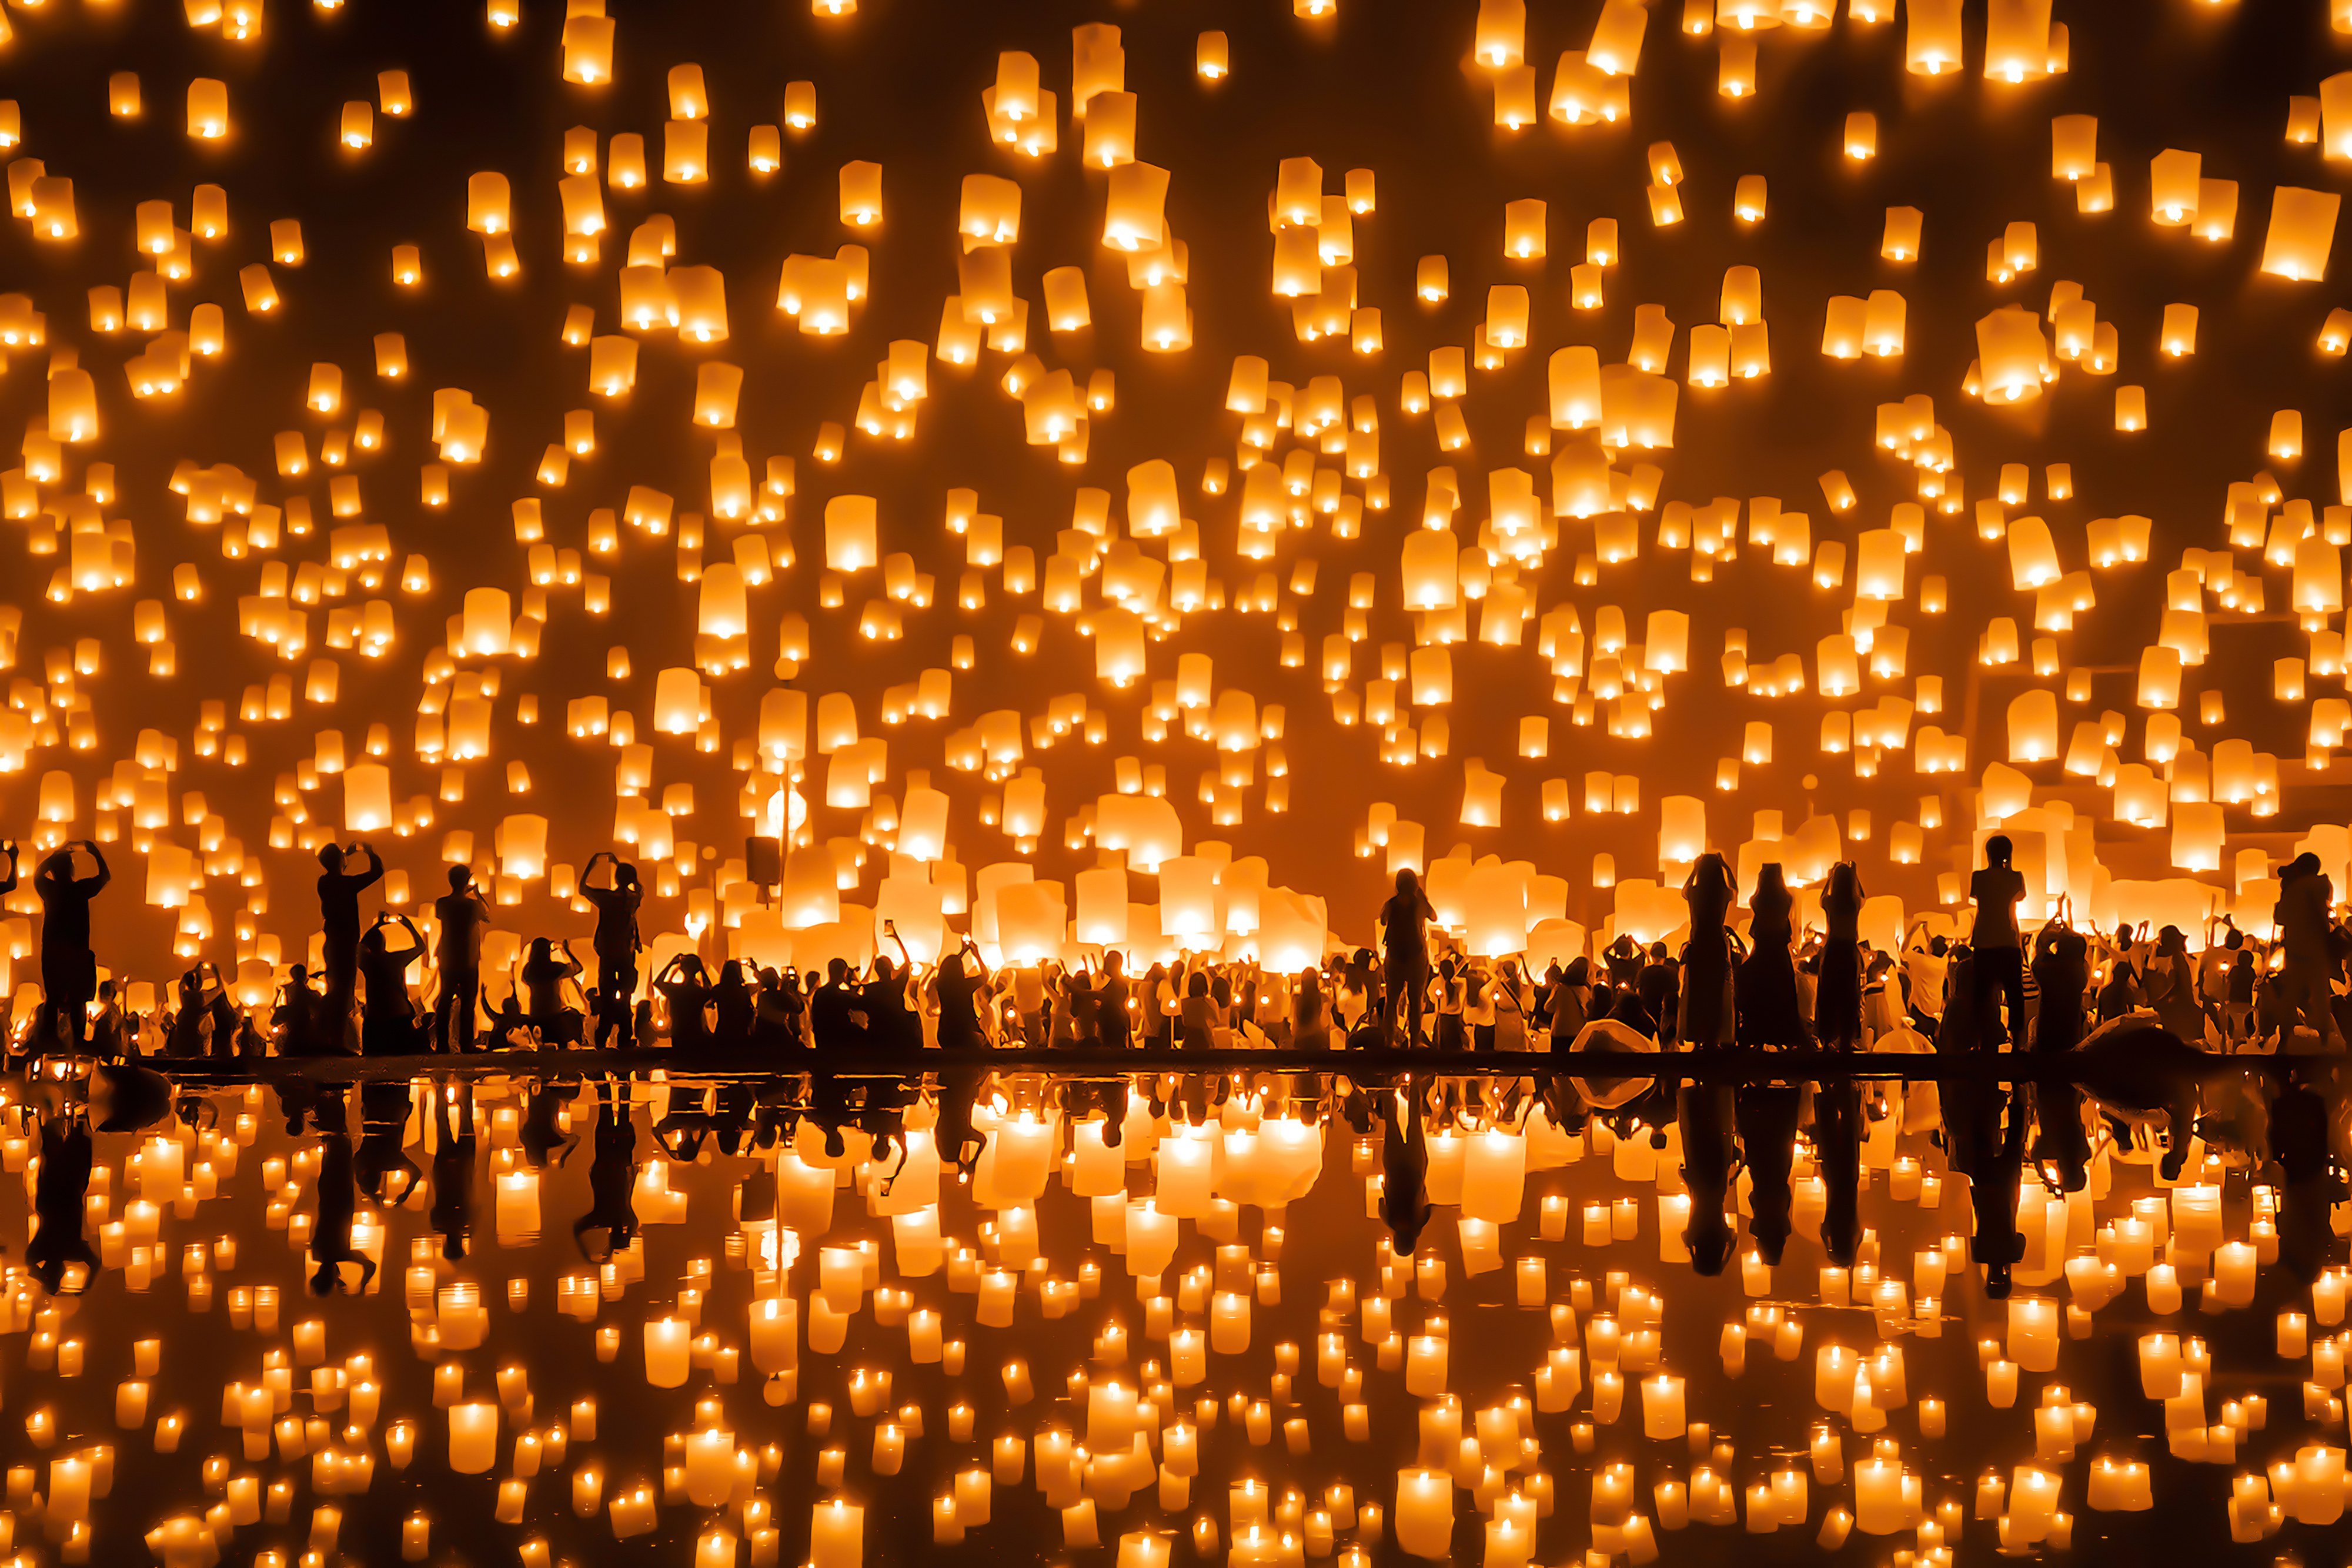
[1,1065,2343,1564]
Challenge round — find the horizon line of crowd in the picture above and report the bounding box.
[3,832,2347,1067]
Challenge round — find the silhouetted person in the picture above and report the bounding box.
[2276,854,2338,1047]
[810,958,864,1049]
[935,940,987,1051]
[934,1061,988,1173]
[1678,1082,1736,1275]
[754,967,807,1049]
[1380,870,1435,1047]
[1969,1085,2027,1299]
[1606,977,1658,1037]
[2096,932,2140,1022]
[276,964,328,1055]
[1811,1076,1863,1267]
[35,841,109,1052]
[166,967,209,1058]
[864,953,920,1052]
[1735,1078,1802,1265]
[2150,924,2207,1043]
[430,1087,478,1262]
[1815,861,1865,1051]
[1379,1077,1434,1257]
[357,914,427,1057]
[583,854,644,1047]
[1544,957,1590,1045]
[1637,943,1680,1045]
[2269,1062,2343,1282]
[1932,941,2024,1294]
[434,866,492,1051]
[2029,917,2088,1054]
[355,1080,422,1205]
[712,960,756,1047]
[521,938,585,1044]
[166,963,239,1058]
[574,1079,641,1261]
[316,841,383,1033]
[1294,967,1333,1050]
[1680,854,1738,1049]
[309,1125,379,1295]
[88,978,126,1058]
[520,1079,580,1169]
[26,1112,97,1294]
[1097,950,1132,1049]
[854,1078,912,1165]
[1178,969,1218,1049]
[710,1080,759,1156]
[1738,863,1808,1049]
[2225,947,2259,1047]
[1431,955,1468,1051]
[656,952,714,1048]
[2027,920,2094,1189]
[1970,835,2027,1048]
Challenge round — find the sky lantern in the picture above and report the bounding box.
[1104,163,1170,252]
[1975,306,2050,402]
[187,78,229,138]
[1905,0,1962,73]
[2260,186,2340,280]
[838,161,883,226]
[560,14,617,82]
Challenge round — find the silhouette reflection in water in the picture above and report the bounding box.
[0,1054,2345,1567]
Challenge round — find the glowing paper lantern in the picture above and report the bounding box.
[1975,306,2050,402]
[826,496,878,571]
[2261,186,2341,280]
[343,764,392,833]
[1402,529,1459,609]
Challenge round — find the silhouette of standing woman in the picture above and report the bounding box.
[1679,854,1738,1049]
[35,841,109,1052]
[1737,864,1807,1048]
[1813,861,1865,1051]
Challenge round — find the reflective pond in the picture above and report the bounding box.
[3,1058,2347,1567]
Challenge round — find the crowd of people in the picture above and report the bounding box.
[5,824,2347,1299]
[4,832,2349,1068]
